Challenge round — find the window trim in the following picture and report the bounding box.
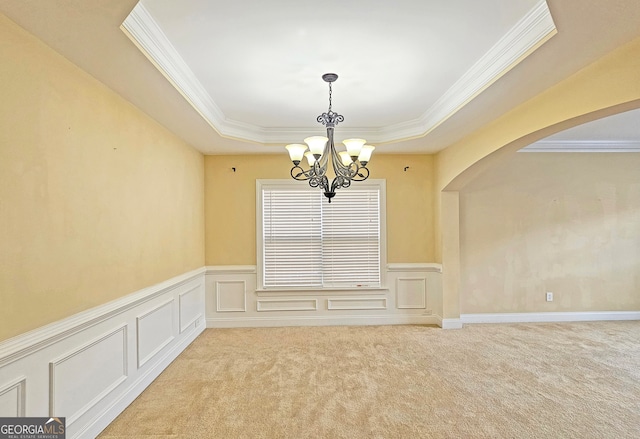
[256,179,387,291]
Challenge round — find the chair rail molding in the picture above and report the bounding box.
[0,268,206,439]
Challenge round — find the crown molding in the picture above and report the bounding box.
[122,0,556,146]
[520,140,640,152]
[120,4,265,143]
[378,0,556,143]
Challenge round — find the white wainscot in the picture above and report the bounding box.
[205,264,443,328]
[0,268,206,439]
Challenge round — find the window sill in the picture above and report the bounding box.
[256,287,389,296]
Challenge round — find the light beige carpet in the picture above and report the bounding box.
[99,322,640,438]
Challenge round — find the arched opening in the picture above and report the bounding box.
[459,108,640,319]
[433,30,640,327]
[437,102,640,327]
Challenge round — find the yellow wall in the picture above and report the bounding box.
[436,37,640,193]
[0,15,205,341]
[204,154,434,265]
[433,36,640,263]
[460,153,640,313]
[431,36,640,319]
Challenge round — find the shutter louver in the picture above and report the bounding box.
[321,189,380,287]
[261,185,381,288]
[263,189,323,287]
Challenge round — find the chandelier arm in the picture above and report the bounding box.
[316,136,331,172]
[310,175,330,193]
[328,128,343,173]
[327,127,357,181]
[329,177,339,194]
[330,175,352,192]
[290,165,313,181]
[350,164,370,181]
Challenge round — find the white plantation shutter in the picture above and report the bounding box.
[263,189,322,287]
[260,181,382,289]
[321,189,380,287]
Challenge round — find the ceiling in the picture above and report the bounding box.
[129,0,548,145]
[2,0,640,154]
[522,108,640,152]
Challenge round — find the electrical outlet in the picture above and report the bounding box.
[546,292,553,302]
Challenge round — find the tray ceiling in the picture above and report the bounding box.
[123,0,555,145]
[3,1,640,154]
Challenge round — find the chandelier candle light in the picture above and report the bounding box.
[285,73,375,202]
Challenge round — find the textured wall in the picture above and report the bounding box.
[434,36,640,262]
[0,15,205,341]
[204,154,434,265]
[460,153,640,313]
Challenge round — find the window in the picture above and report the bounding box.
[257,180,386,289]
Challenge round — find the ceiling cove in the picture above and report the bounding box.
[121,0,556,146]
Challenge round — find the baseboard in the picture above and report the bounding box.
[0,268,207,439]
[461,311,640,324]
[439,318,463,329]
[207,314,440,328]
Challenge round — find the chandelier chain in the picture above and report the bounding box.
[328,82,332,112]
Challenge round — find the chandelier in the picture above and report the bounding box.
[285,73,375,202]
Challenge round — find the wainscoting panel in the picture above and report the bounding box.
[50,325,128,424]
[257,299,318,312]
[206,264,443,328]
[0,268,206,439]
[327,297,387,310]
[0,377,26,417]
[179,284,204,333]
[137,300,175,368]
[396,278,427,309]
[216,280,247,312]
